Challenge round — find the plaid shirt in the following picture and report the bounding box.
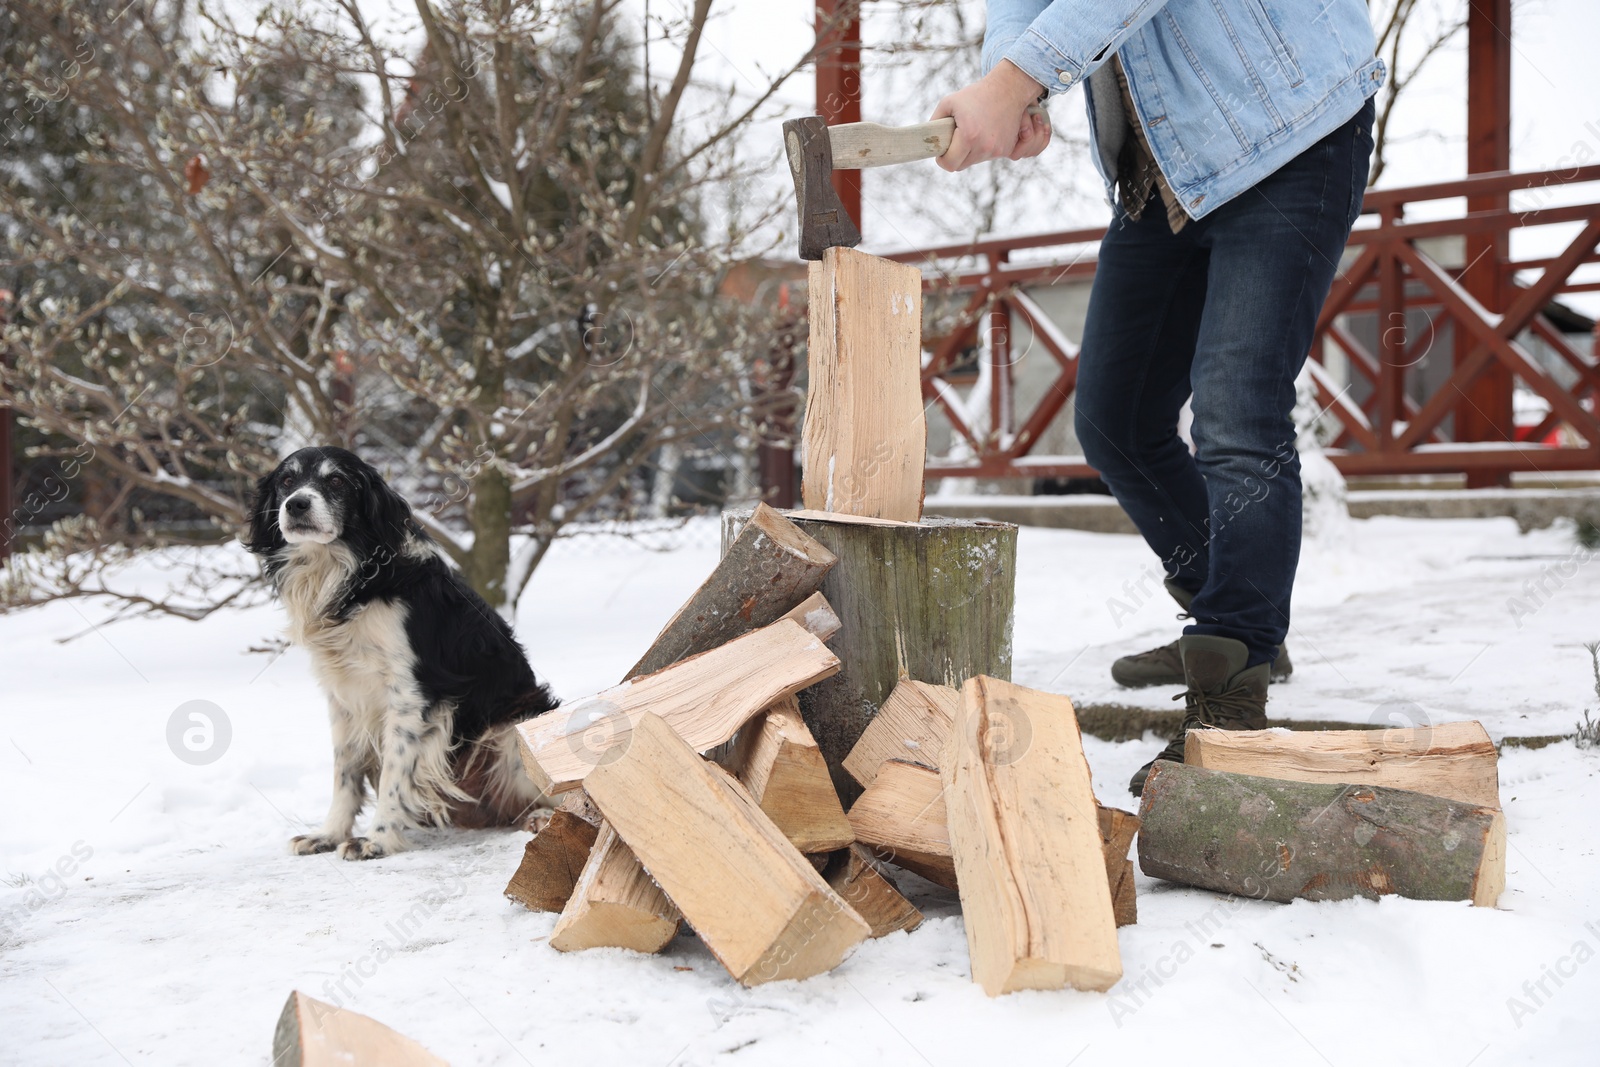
[1111,55,1189,234]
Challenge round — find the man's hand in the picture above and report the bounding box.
[932,59,1051,172]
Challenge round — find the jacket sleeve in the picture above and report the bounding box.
[983,0,1173,93]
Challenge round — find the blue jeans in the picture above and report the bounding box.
[1075,98,1374,667]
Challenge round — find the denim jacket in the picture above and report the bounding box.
[983,0,1385,218]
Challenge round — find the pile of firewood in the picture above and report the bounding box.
[504,503,1133,994]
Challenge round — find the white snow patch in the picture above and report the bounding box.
[2,515,1598,1064]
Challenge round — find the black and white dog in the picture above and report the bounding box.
[245,446,557,860]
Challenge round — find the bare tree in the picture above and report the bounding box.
[1367,0,1478,187]
[2,0,838,618]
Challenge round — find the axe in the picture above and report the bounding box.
[782,108,1045,260]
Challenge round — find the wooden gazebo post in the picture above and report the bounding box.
[813,0,862,235]
[1457,0,1515,487]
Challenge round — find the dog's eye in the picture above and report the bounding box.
[278,473,295,487]
[327,475,344,490]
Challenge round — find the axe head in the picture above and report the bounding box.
[784,115,862,262]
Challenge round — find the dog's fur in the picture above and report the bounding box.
[245,446,557,860]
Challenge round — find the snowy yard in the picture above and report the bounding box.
[2,514,1598,1066]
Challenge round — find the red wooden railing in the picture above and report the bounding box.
[892,163,1600,483]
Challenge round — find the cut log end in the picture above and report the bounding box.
[549,823,682,954]
[272,991,448,1067]
[504,810,601,913]
[585,714,869,986]
[733,696,854,853]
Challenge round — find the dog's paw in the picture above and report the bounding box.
[525,808,555,835]
[338,837,390,861]
[290,834,342,855]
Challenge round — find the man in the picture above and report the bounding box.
[933,1,1381,794]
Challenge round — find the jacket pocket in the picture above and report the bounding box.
[1247,0,1305,87]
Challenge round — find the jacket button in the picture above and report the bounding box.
[1058,71,1074,85]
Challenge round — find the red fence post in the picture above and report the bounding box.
[1458,0,1515,487]
[814,0,862,237]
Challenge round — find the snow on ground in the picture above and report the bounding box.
[2,514,1599,1066]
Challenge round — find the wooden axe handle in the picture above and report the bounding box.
[827,106,1045,170]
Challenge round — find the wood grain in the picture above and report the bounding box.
[843,680,960,788]
[627,502,836,678]
[801,246,926,522]
[824,844,923,938]
[721,512,1016,804]
[549,822,681,954]
[943,676,1121,995]
[584,714,870,985]
[516,619,840,794]
[731,695,854,853]
[503,810,600,913]
[1184,721,1501,808]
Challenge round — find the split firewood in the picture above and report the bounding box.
[1098,805,1140,870]
[784,509,920,527]
[846,758,957,890]
[1096,805,1141,927]
[549,822,681,954]
[843,680,960,788]
[943,677,1121,995]
[555,788,603,826]
[1184,720,1501,808]
[730,694,854,853]
[272,991,447,1067]
[1138,761,1505,907]
[584,713,870,985]
[516,618,841,794]
[503,809,600,913]
[846,756,1137,926]
[824,844,923,938]
[1110,858,1138,928]
[719,511,1016,807]
[800,246,927,522]
[778,590,841,643]
[627,502,837,678]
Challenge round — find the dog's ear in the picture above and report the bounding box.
[242,469,285,558]
[357,460,414,551]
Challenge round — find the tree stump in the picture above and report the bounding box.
[722,510,1016,802]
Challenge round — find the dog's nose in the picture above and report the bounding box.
[286,496,311,516]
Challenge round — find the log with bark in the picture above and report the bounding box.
[272,992,447,1067]
[584,713,871,985]
[1184,721,1500,808]
[516,617,840,794]
[1137,761,1505,907]
[627,503,836,678]
[943,676,1121,995]
[723,511,1016,803]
